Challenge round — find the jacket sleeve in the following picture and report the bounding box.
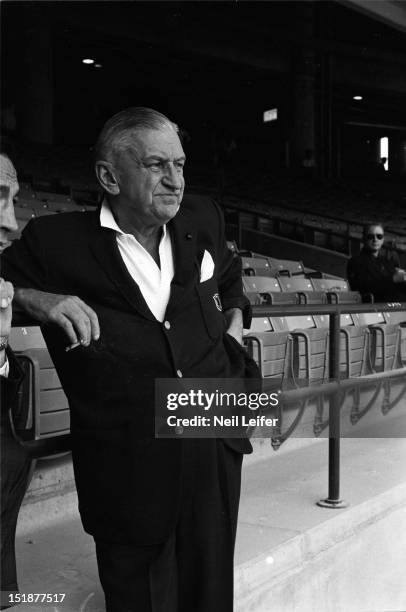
[1,219,49,291]
[212,201,252,328]
[347,254,397,297]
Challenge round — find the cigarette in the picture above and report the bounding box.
[65,341,82,352]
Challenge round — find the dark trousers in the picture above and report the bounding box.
[95,439,243,612]
[0,426,32,610]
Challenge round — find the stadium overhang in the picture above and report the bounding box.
[339,0,406,34]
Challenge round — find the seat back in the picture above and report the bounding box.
[242,276,281,293]
[244,331,293,381]
[353,312,385,326]
[338,325,371,378]
[9,327,70,441]
[311,278,349,292]
[226,240,238,253]
[271,315,316,332]
[313,314,354,328]
[368,323,402,372]
[278,277,314,293]
[244,316,273,334]
[241,257,273,277]
[268,257,305,276]
[290,328,329,383]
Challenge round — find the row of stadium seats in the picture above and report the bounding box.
[242,275,362,306]
[234,241,406,385]
[245,323,403,385]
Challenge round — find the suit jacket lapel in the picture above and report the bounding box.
[88,213,156,320]
[166,206,199,318]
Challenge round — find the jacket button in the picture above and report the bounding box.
[164,320,171,330]
[176,369,183,378]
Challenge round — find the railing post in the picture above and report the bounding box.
[317,309,348,509]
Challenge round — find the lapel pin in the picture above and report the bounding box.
[185,233,192,240]
[213,293,222,311]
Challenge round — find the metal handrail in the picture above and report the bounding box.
[251,300,406,508]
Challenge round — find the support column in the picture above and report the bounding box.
[288,3,317,174]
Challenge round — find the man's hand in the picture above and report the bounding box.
[13,288,100,347]
[224,307,243,345]
[0,278,14,367]
[393,268,406,284]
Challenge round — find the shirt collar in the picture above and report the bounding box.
[100,198,167,238]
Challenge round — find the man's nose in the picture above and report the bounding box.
[1,200,19,233]
[162,164,183,189]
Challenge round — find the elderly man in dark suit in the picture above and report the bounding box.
[2,107,258,612]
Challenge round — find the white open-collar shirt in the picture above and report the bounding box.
[100,199,174,322]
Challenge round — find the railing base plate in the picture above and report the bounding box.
[316,498,348,509]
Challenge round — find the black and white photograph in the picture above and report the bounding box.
[1,1,406,611]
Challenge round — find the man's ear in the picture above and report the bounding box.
[95,161,120,196]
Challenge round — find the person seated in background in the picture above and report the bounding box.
[347,222,406,303]
[0,153,32,610]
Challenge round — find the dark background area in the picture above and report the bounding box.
[2,0,406,179]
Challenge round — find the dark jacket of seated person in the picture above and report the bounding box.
[347,224,406,303]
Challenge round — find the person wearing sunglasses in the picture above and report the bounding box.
[347,222,406,302]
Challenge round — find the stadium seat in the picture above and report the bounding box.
[9,327,71,448]
[326,291,362,304]
[353,312,385,326]
[226,240,238,253]
[241,256,274,276]
[278,277,314,292]
[242,276,281,293]
[368,323,402,372]
[278,276,327,304]
[243,316,273,334]
[290,328,329,384]
[244,330,293,380]
[242,276,297,305]
[35,208,57,217]
[268,257,305,276]
[313,313,355,328]
[271,315,316,332]
[384,311,406,364]
[338,325,371,378]
[14,205,36,221]
[311,278,349,292]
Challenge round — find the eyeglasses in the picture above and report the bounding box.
[366,233,384,240]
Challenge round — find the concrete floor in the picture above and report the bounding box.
[11,409,406,612]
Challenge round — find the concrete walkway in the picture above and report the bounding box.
[11,431,406,612]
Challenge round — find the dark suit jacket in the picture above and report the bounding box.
[347,248,406,302]
[2,194,259,545]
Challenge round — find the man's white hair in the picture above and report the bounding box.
[94,107,179,164]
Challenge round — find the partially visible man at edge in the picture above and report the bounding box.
[347,222,406,302]
[0,153,32,610]
[1,108,259,612]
